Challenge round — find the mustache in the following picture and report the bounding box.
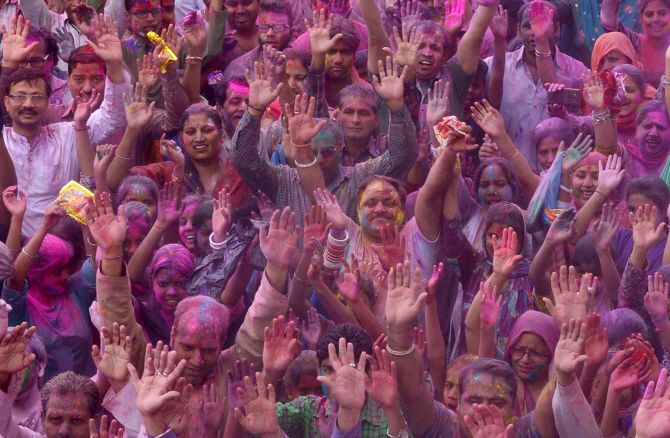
[19,109,38,115]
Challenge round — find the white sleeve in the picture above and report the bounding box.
[18,0,61,31]
[102,382,142,438]
[88,69,131,147]
[105,0,128,40]
[552,377,603,438]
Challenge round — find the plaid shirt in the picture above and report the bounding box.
[340,134,389,168]
[276,396,386,438]
[230,106,418,242]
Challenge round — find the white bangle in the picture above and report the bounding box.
[560,184,572,194]
[209,232,226,251]
[294,157,317,168]
[386,343,415,356]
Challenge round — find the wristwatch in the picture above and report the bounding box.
[387,426,411,438]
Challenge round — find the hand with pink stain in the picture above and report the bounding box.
[478,134,500,161]
[212,188,233,244]
[464,403,514,438]
[610,355,652,393]
[426,79,451,126]
[584,313,608,369]
[316,397,339,438]
[314,188,346,230]
[74,88,103,127]
[0,16,40,65]
[303,204,332,254]
[384,22,426,70]
[591,203,620,253]
[398,0,422,28]
[2,186,26,220]
[366,346,399,408]
[528,0,554,42]
[156,181,184,230]
[582,69,606,112]
[262,315,302,380]
[227,359,257,413]
[88,415,125,438]
[0,322,37,375]
[491,227,522,278]
[137,53,160,89]
[422,262,444,306]
[489,5,508,40]
[255,190,277,223]
[301,307,323,350]
[86,14,123,64]
[479,281,501,331]
[373,224,406,272]
[42,202,68,232]
[183,10,208,55]
[92,322,133,389]
[0,300,12,342]
[198,383,227,435]
[329,0,352,18]
[259,206,300,271]
[159,24,186,71]
[471,99,506,139]
[124,83,157,131]
[645,272,670,323]
[544,266,592,327]
[84,191,127,252]
[634,369,670,438]
[413,327,427,361]
[335,255,362,302]
[631,204,666,254]
[442,0,466,35]
[235,372,282,438]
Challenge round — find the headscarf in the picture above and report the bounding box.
[502,310,560,417]
[591,32,637,72]
[26,234,74,293]
[482,202,532,275]
[150,244,196,279]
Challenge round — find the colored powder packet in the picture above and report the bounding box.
[147,31,178,73]
[544,208,565,224]
[433,115,474,154]
[57,181,94,225]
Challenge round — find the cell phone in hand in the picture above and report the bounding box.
[547,88,581,107]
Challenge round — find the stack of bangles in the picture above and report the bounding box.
[323,229,348,270]
[535,49,551,58]
[292,137,317,168]
[593,108,611,125]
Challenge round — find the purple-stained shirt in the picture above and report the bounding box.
[615,227,666,275]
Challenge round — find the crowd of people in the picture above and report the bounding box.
[2,0,670,436]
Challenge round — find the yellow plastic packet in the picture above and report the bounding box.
[147,31,178,73]
[58,181,94,225]
[544,208,565,224]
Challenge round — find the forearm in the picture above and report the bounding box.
[593,109,618,153]
[464,291,483,355]
[579,364,599,403]
[294,145,325,205]
[5,216,22,260]
[203,6,228,62]
[127,224,163,283]
[662,232,670,265]
[529,239,558,296]
[424,300,446,401]
[8,225,47,290]
[600,388,622,437]
[600,0,622,30]
[95,166,110,195]
[220,261,254,306]
[456,0,499,74]
[596,248,621,305]
[359,0,389,75]
[487,39,506,109]
[592,374,610,411]
[312,279,359,326]
[107,128,142,191]
[652,317,670,352]
[630,245,650,270]
[222,410,245,438]
[183,58,203,105]
[106,61,126,85]
[417,147,456,237]
[534,38,560,86]
[288,251,314,320]
[75,127,95,176]
[478,326,497,358]
[384,403,408,437]
[350,298,385,341]
[492,131,539,200]
[265,262,288,295]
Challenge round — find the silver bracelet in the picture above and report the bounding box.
[559,184,572,194]
[386,343,415,356]
[87,237,98,246]
[21,248,37,259]
[209,232,226,251]
[592,107,611,125]
[153,427,173,438]
[294,157,317,168]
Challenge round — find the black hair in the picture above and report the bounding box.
[316,324,373,371]
[5,68,52,97]
[213,76,249,107]
[193,200,214,231]
[626,175,670,223]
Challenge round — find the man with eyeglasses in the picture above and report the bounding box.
[223,0,293,78]
[221,0,260,67]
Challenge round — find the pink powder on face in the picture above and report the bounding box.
[229,83,250,95]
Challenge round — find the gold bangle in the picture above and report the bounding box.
[535,49,552,58]
[386,323,412,333]
[290,139,311,148]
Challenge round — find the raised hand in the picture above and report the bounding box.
[413,327,427,360]
[263,46,287,83]
[479,281,501,330]
[329,0,352,17]
[74,89,103,127]
[156,182,183,229]
[42,202,67,231]
[545,82,567,116]
[645,272,670,323]
[635,368,670,438]
[596,153,626,197]
[124,84,157,130]
[545,208,577,245]
[89,415,124,438]
[317,338,367,411]
[464,403,514,438]
[561,133,593,173]
[286,93,327,146]
[553,318,588,377]
[138,53,160,89]
[235,372,281,437]
[426,79,451,126]
[212,188,233,244]
[373,224,406,271]
[471,99,506,138]
[2,186,26,219]
[301,308,323,350]
[54,25,76,63]
[160,24,186,60]
[0,16,39,64]
[303,205,331,253]
[94,144,118,177]
[127,342,190,418]
[386,260,427,326]
[383,23,425,70]
[159,134,185,168]
[610,356,652,393]
[489,5,508,39]
[307,247,325,282]
[227,359,257,413]
[373,56,407,109]
[306,10,343,56]
[314,188,346,230]
[584,313,608,369]
[335,256,362,302]
[263,316,302,378]
[316,398,338,438]
[631,204,666,252]
[85,191,127,251]
[86,14,122,63]
[198,383,226,435]
[544,265,592,327]
[528,0,554,41]
[0,322,36,375]
[255,191,277,222]
[365,346,398,408]
[259,207,300,270]
[92,322,133,388]
[0,300,12,341]
[422,262,444,305]
[491,227,522,278]
[246,61,282,111]
[479,135,500,160]
[182,11,207,55]
[591,203,620,252]
[582,70,605,111]
[442,0,466,35]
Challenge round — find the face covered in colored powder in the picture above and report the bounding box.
[179,204,199,251]
[325,41,355,80]
[289,373,325,399]
[154,267,188,316]
[485,223,522,259]
[642,0,670,39]
[510,333,551,382]
[258,11,292,50]
[68,62,106,101]
[195,219,213,258]
[225,0,260,31]
[42,262,71,295]
[182,113,222,163]
[338,95,379,143]
[122,185,158,219]
[636,110,670,159]
[286,59,307,96]
[597,49,632,72]
[219,83,249,130]
[443,365,463,411]
[172,318,223,386]
[126,0,163,37]
[571,163,599,208]
[123,221,151,262]
[537,136,561,170]
[312,130,342,184]
[42,392,93,438]
[478,164,514,209]
[618,75,644,118]
[457,373,515,433]
[358,180,404,235]
[414,30,446,81]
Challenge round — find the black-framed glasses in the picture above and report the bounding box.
[18,54,49,68]
[511,346,551,362]
[128,8,163,19]
[258,23,288,32]
[8,94,47,104]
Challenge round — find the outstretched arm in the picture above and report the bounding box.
[487,6,507,109]
[600,0,622,30]
[359,0,390,75]
[456,0,499,75]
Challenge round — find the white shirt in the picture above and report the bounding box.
[484,47,588,172]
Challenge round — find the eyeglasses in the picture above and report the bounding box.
[8,94,47,104]
[511,346,551,362]
[18,54,49,68]
[258,23,289,32]
[314,147,338,159]
[128,8,163,19]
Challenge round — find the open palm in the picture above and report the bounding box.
[0,323,36,374]
[636,370,670,438]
